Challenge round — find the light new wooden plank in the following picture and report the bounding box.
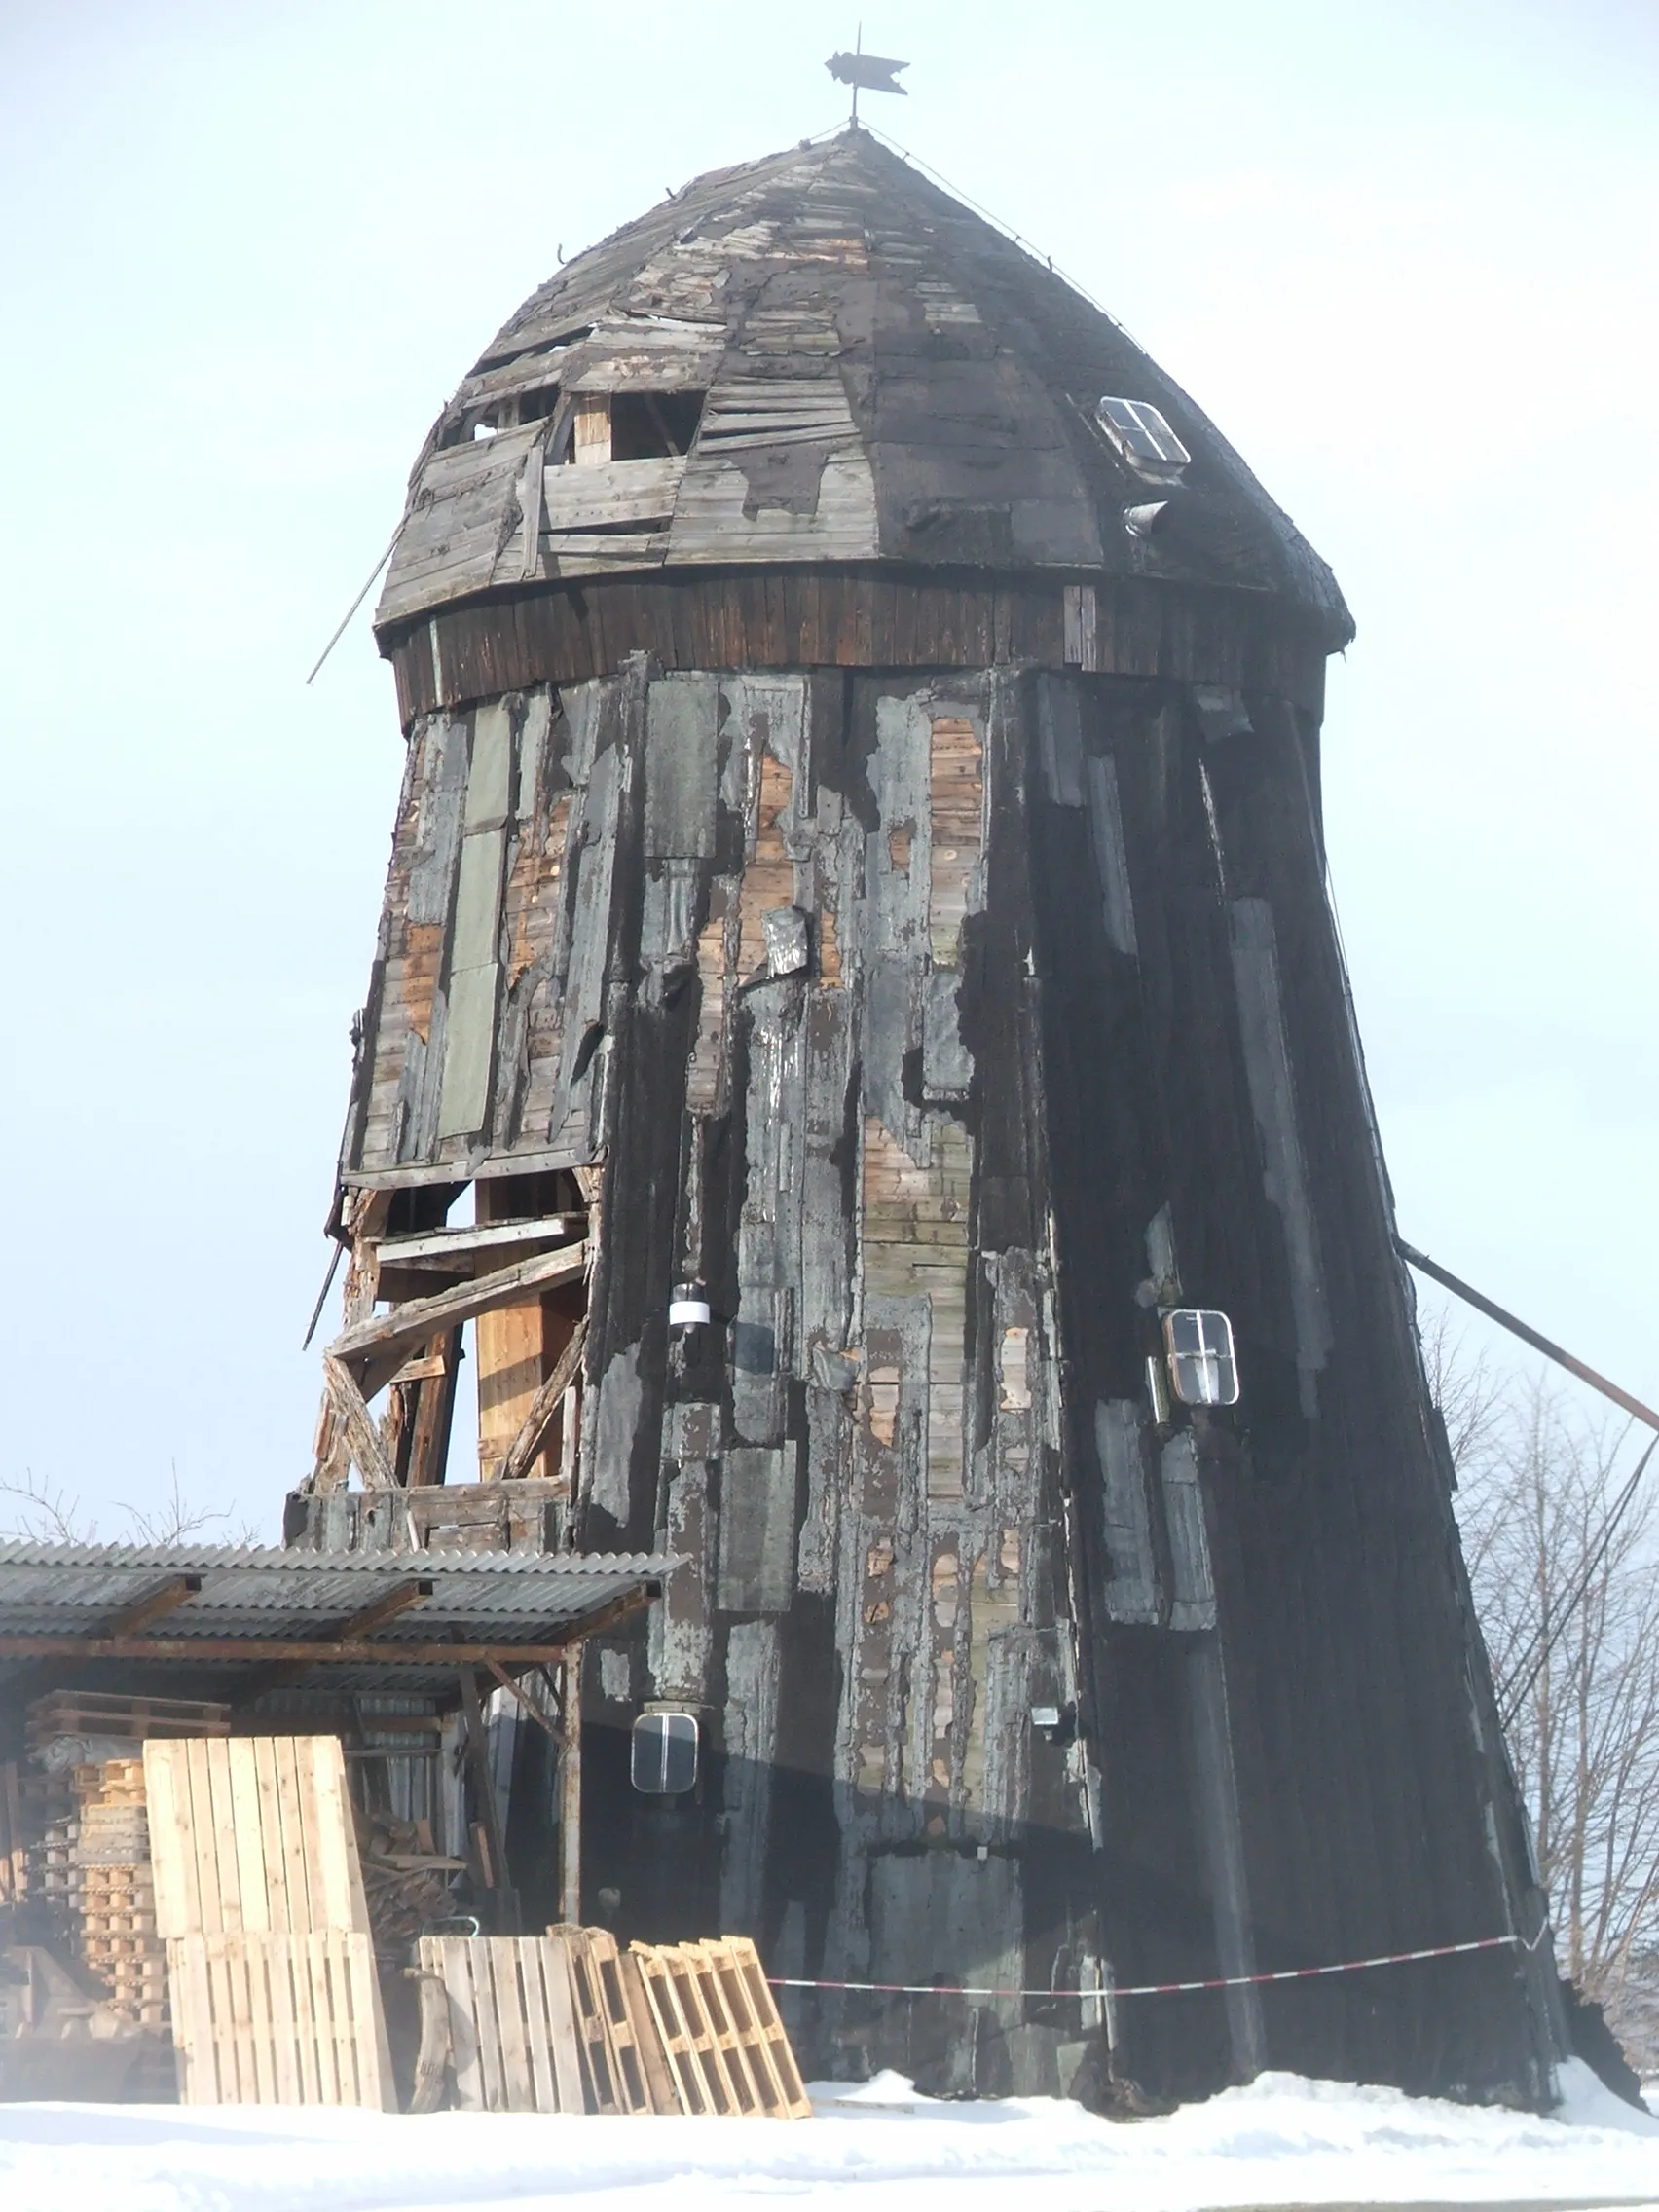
[251,1739,288,1933]
[472,1937,507,2112]
[246,1936,281,2105]
[490,1940,535,2111]
[194,1741,232,1936]
[273,1737,314,1935]
[141,1742,194,1938]
[265,1930,302,2106]
[348,1932,396,2111]
[213,1934,252,2102]
[303,1736,371,1934]
[442,1938,485,2111]
[516,1940,557,2111]
[538,1935,587,2112]
[326,1937,362,2106]
[306,1934,343,2105]
[166,1934,221,2104]
[229,1739,271,1936]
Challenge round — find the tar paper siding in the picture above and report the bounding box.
[337,658,1552,2105]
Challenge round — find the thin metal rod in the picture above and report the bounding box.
[1395,1238,1659,1434]
[1497,1434,1658,1732]
[302,1238,346,1350]
[305,530,400,685]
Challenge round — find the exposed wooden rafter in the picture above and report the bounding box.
[104,1574,203,1636]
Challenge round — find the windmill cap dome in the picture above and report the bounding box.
[377,130,1351,651]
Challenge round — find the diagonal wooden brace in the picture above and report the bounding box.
[500,1319,588,1482]
[330,1242,588,1403]
[322,1353,398,1490]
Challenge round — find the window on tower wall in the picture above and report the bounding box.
[1163,1309,1241,1408]
[631,1711,699,1794]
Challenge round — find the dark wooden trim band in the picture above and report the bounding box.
[380,565,1329,724]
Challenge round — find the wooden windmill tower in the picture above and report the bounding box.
[294,131,1564,2104]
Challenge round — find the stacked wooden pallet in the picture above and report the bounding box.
[72,1759,166,2028]
[27,1691,229,1752]
[415,1927,810,2119]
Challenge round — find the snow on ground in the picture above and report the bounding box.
[1,2061,1656,2212]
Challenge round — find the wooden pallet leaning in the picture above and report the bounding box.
[148,1737,387,2102]
[167,1930,393,2108]
[420,1936,585,2113]
[417,1931,676,2114]
[144,1736,370,1938]
[629,1937,811,2120]
[555,1926,677,2115]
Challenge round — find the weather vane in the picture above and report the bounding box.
[826,25,908,126]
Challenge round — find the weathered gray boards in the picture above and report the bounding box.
[303,130,1563,2105]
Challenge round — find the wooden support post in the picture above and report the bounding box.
[405,1326,463,1487]
[559,1647,583,1927]
[459,1664,519,1935]
[475,1176,587,1484]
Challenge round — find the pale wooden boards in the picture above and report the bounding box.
[631,1939,811,2120]
[146,1737,389,2108]
[417,1929,809,2118]
[143,1735,370,1937]
[167,1931,393,2109]
[419,1927,675,2115]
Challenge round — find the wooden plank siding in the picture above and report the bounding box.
[384,568,1329,728]
[355,653,1543,2111]
[334,645,1550,2099]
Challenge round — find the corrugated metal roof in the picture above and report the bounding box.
[0,1540,669,1701]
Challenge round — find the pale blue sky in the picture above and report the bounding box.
[2,1,1654,1534]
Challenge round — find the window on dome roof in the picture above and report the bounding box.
[611,390,705,460]
[553,390,707,466]
[1095,396,1190,481]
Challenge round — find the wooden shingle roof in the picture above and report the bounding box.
[376,131,1350,648]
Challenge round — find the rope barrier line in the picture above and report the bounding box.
[769,1930,1541,2003]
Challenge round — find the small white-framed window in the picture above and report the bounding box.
[1095,395,1191,480]
[631,1710,699,1794]
[1163,1309,1240,1407]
